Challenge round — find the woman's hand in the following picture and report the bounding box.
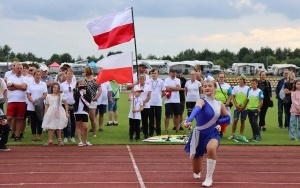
[66,113,70,118]
[183,121,192,130]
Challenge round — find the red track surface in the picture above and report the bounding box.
[0,145,299,188]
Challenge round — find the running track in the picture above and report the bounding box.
[0,145,299,188]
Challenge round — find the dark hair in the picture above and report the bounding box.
[50,82,60,93]
[293,79,300,91]
[22,63,29,69]
[84,66,93,76]
[251,78,258,83]
[150,68,159,74]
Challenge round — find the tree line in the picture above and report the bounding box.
[1,44,300,68]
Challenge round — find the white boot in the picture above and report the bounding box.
[193,172,201,178]
[202,159,216,187]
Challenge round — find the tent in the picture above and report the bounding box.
[88,61,96,68]
[49,62,60,68]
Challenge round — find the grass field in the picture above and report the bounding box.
[7,93,300,146]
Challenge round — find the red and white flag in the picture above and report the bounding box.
[87,7,134,49]
[96,52,133,84]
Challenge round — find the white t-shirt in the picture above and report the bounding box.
[60,81,76,105]
[133,84,151,108]
[128,96,143,120]
[26,81,48,111]
[7,75,27,103]
[74,90,88,115]
[0,78,7,98]
[147,78,166,106]
[185,80,201,102]
[97,81,112,105]
[4,71,14,80]
[164,77,180,104]
[23,75,34,104]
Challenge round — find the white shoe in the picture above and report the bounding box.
[92,134,97,138]
[193,172,201,179]
[78,142,84,147]
[85,142,92,146]
[227,133,235,140]
[202,179,213,187]
[70,137,76,143]
[63,138,68,143]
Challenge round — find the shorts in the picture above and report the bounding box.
[7,102,26,118]
[74,114,89,122]
[89,101,98,109]
[165,103,180,118]
[186,102,196,115]
[96,104,107,115]
[108,98,118,111]
[233,109,248,121]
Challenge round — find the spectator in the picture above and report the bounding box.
[275,69,289,128]
[96,81,112,131]
[26,70,47,142]
[228,74,250,143]
[258,71,272,131]
[290,79,300,141]
[54,64,76,83]
[148,68,166,136]
[127,63,149,90]
[128,87,144,141]
[0,110,10,151]
[73,80,92,146]
[133,74,151,139]
[247,78,264,142]
[0,77,7,111]
[4,61,17,82]
[215,71,233,137]
[40,67,53,93]
[185,70,202,117]
[164,69,181,133]
[176,69,187,131]
[107,80,120,126]
[60,69,76,143]
[283,71,296,129]
[42,83,69,146]
[84,66,101,137]
[6,63,27,141]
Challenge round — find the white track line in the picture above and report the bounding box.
[127,145,146,188]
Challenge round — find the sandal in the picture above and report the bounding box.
[36,138,42,142]
[43,141,53,146]
[14,137,21,142]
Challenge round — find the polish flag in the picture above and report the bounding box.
[87,7,134,49]
[96,52,133,84]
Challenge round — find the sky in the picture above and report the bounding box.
[1,0,300,60]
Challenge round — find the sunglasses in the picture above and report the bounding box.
[69,87,72,92]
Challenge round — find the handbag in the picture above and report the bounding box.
[68,104,74,111]
[218,82,233,108]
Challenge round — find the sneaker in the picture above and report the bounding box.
[251,137,258,143]
[78,142,84,147]
[92,134,97,138]
[58,140,64,146]
[63,138,68,143]
[89,128,93,132]
[70,137,76,143]
[179,127,184,130]
[84,142,92,146]
[0,145,10,151]
[106,122,113,126]
[43,141,53,146]
[172,127,176,130]
[193,172,201,179]
[237,135,249,143]
[113,121,118,126]
[228,133,235,140]
[98,128,103,132]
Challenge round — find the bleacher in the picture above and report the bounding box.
[225,77,280,91]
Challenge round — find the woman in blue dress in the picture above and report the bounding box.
[184,74,230,187]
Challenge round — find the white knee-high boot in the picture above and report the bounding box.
[202,159,216,187]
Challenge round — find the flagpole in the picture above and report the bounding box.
[131,7,139,80]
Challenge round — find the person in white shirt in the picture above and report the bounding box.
[126,64,149,90]
[96,81,112,131]
[60,69,77,143]
[128,87,144,141]
[164,69,181,133]
[4,61,17,82]
[148,68,166,136]
[185,70,202,116]
[54,65,76,83]
[0,78,7,111]
[6,63,27,142]
[26,69,47,142]
[133,74,151,139]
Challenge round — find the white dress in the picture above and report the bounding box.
[42,93,68,130]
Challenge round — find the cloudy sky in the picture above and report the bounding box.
[1,0,300,60]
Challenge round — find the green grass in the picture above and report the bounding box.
[7,93,300,146]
